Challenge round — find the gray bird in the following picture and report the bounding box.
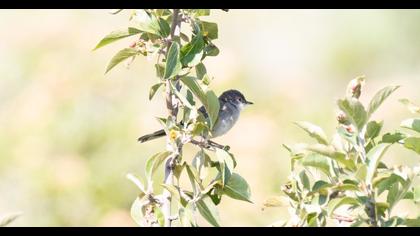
[137,89,253,143]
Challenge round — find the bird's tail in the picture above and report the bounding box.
[137,129,166,143]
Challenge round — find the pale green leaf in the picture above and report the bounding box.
[327,197,360,216]
[367,85,400,118]
[126,173,146,195]
[196,196,221,227]
[294,121,329,145]
[105,48,139,74]
[145,151,171,182]
[301,153,331,176]
[365,120,383,140]
[130,197,145,226]
[366,143,392,184]
[403,137,420,155]
[149,83,164,100]
[400,118,420,133]
[337,98,368,131]
[205,90,220,130]
[93,27,141,50]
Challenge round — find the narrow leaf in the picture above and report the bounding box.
[164,42,182,79]
[196,196,221,227]
[145,151,171,182]
[366,143,392,184]
[93,27,141,50]
[367,85,400,118]
[149,83,164,100]
[400,118,420,133]
[205,90,220,130]
[294,121,329,145]
[327,197,360,216]
[105,48,139,74]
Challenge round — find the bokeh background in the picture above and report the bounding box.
[1,9,420,226]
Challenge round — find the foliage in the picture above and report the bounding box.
[270,77,420,227]
[95,9,251,227]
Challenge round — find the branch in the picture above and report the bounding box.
[162,9,182,227]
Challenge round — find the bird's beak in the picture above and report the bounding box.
[245,100,254,105]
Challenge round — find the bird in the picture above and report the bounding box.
[137,89,253,143]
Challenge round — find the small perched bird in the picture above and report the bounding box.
[138,89,253,143]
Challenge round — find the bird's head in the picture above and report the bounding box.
[219,89,253,109]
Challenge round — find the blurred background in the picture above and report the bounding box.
[0,9,419,226]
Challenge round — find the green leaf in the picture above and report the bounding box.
[414,186,420,203]
[327,197,360,216]
[134,10,162,36]
[180,76,206,103]
[223,173,252,203]
[126,173,147,196]
[306,144,356,171]
[375,173,402,196]
[204,44,219,57]
[179,205,197,227]
[366,143,392,184]
[199,21,218,40]
[387,181,400,208]
[215,149,234,186]
[105,48,139,74]
[161,184,181,203]
[154,206,165,226]
[205,90,220,130]
[180,34,205,67]
[312,180,332,193]
[149,82,164,100]
[367,85,400,118]
[301,153,331,176]
[401,118,420,134]
[195,63,207,80]
[196,196,221,227]
[145,151,171,183]
[0,212,22,227]
[337,98,368,131]
[93,27,142,51]
[130,197,145,226]
[157,18,170,37]
[164,42,182,79]
[365,120,383,140]
[355,165,367,182]
[194,9,211,17]
[399,98,420,114]
[186,164,204,194]
[403,137,420,155]
[155,63,165,78]
[294,121,329,145]
[381,132,406,143]
[331,183,359,192]
[299,170,310,190]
